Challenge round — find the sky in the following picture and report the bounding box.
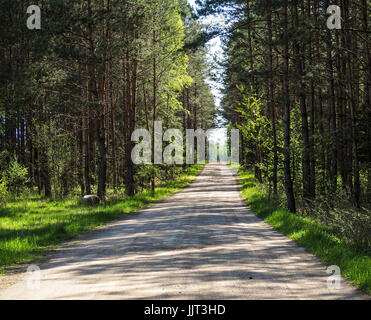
[188,0,197,9]
[187,0,226,132]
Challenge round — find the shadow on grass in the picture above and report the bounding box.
[0,165,204,269]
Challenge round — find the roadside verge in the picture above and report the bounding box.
[237,169,371,296]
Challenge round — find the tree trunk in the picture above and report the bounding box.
[282,1,296,213]
[292,0,312,201]
[151,30,157,193]
[362,0,371,197]
[325,0,338,195]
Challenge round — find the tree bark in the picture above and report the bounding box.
[282,1,296,213]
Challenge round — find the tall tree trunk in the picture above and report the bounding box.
[282,1,296,213]
[336,30,347,190]
[123,31,136,197]
[292,0,312,201]
[325,0,338,195]
[345,2,361,208]
[267,11,278,195]
[362,0,371,197]
[97,116,107,200]
[127,49,138,196]
[151,36,157,193]
[308,1,316,198]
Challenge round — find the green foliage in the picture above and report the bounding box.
[0,178,8,207]
[0,155,29,204]
[4,159,29,195]
[0,151,11,172]
[0,164,204,269]
[301,191,371,248]
[216,0,371,212]
[1,0,216,200]
[234,85,271,150]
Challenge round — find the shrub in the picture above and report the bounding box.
[0,177,8,206]
[300,188,371,248]
[5,159,29,195]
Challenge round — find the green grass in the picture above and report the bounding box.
[237,169,371,296]
[0,164,204,271]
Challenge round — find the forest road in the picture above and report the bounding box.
[0,163,368,300]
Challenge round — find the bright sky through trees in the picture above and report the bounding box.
[188,0,227,144]
[187,0,224,106]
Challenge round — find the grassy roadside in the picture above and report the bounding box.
[237,169,371,296]
[0,164,204,272]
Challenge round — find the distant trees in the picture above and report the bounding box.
[0,0,216,199]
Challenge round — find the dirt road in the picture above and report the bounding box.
[0,164,367,299]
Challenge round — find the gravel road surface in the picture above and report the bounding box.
[0,164,367,300]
